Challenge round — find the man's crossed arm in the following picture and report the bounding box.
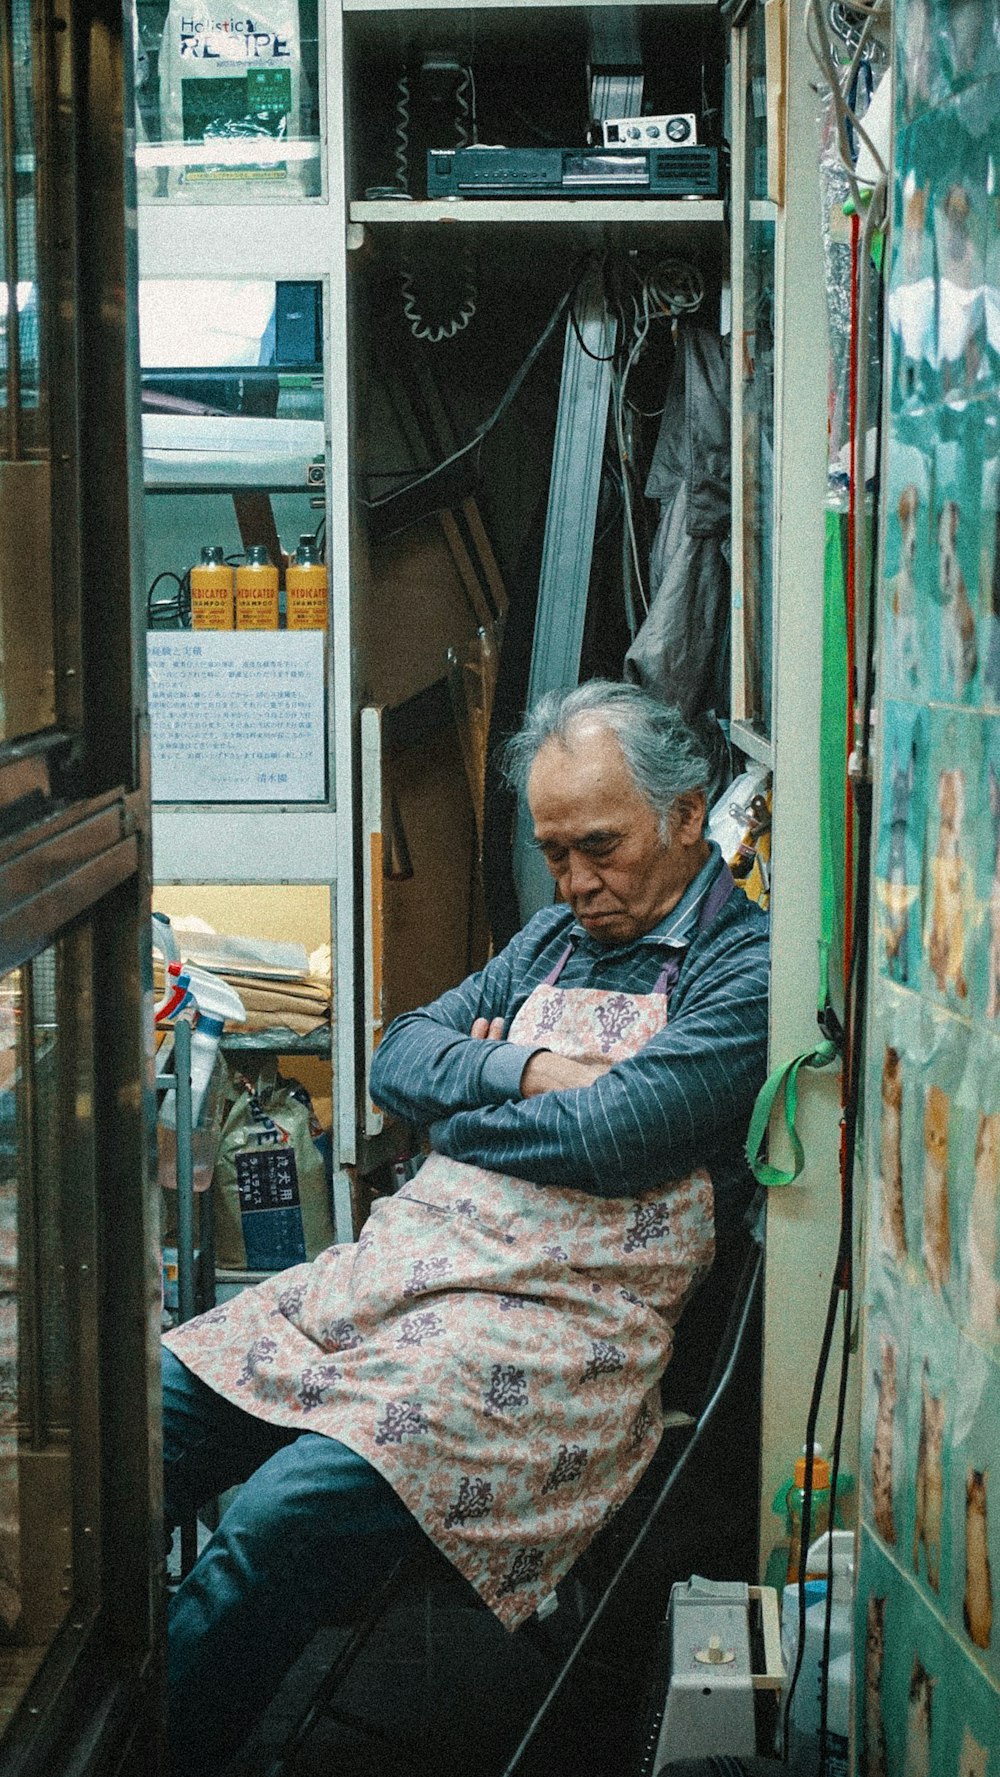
[468,1014,609,1096]
[370,911,769,1198]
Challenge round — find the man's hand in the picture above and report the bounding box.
[520,1051,611,1097]
[467,1015,609,1097]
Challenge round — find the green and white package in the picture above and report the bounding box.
[159,3,302,188]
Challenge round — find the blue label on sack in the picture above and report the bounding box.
[235,1148,307,1267]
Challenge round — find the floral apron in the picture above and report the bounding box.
[165,871,732,1629]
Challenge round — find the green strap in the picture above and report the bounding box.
[746,1040,840,1187]
[747,510,846,1188]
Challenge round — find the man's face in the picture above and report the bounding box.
[527,721,706,945]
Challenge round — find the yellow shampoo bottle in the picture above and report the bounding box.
[190,544,234,629]
[235,545,280,630]
[285,534,328,630]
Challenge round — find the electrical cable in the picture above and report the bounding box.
[393,72,410,194]
[147,569,184,627]
[568,291,617,363]
[359,281,572,521]
[396,66,478,344]
[804,0,888,210]
[610,259,704,635]
[778,0,888,1734]
[816,239,885,1777]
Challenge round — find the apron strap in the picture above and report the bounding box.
[651,861,738,998]
[542,943,575,987]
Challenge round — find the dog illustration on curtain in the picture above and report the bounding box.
[988,768,1000,1020]
[872,1335,898,1545]
[879,1047,908,1263]
[890,484,922,687]
[883,748,918,982]
[912,1359,945,1591]
[922,1084,952,1292]
[860,1592,889,1777]
[959,1728,990,1777]
[968,1111,1000,1338]
[905,1653,935,1777]
[964,1467,993,1650]
[928,767,969,1000]
[937,501,978,695]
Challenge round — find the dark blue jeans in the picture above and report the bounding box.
[162,1348,429,1777]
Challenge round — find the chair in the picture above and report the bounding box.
[262,1195,766,1777]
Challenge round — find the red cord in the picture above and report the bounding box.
[837,209,862,1284]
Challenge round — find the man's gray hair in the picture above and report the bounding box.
[502,680,709,837]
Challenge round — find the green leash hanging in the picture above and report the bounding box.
[745,1036,840,1186]
[746,511,847,1187]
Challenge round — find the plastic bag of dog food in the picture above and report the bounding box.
[158,1,302,192]
[210,1068,334,1271]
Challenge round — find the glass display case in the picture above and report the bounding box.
[738,215,776,742]
[0,941,96,1733]
[729,1,777,759]
[135,0,741,1201]
[1,1,161,1766]
[0,0,54,746]
[136,151,354,1233]
[140,278,330,812]
[133,0,323,202]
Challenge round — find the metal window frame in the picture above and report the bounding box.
[0,2,161,1772]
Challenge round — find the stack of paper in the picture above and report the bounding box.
[154,921,331,1038]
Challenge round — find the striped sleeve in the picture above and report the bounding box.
[368,908,570,1125]
[428,909,770,1199]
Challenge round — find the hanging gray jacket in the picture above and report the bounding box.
[625,326,731,724]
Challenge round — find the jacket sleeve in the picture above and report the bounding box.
[428,917,770,1197]
[368,917,555,1125]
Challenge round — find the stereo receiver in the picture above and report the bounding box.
[426,144,721,200]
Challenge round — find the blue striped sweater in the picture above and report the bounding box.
[370,857,769,1233]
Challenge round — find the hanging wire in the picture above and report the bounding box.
[611,258,704,635]
[360,279,572,521]
[804,0,889,210]
[396,66,478,344]
[393,72,410,193]
[779,7,889,1758]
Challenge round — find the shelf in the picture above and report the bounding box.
[136,140,320,171]
[350,197,726,226]
[221,1027,331,1055]
[345,0,714,10]
[730,720,774,770]
[152,807,339,884]
[137,204,333,280]
[143,413,325,493]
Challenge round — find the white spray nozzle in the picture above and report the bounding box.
[182,965,246,1027]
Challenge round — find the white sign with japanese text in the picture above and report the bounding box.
[148,630,326,802]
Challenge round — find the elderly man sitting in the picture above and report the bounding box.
[162,680,770,1777]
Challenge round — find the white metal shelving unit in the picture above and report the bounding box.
[139,0,768,1247]
[349,198,726,225]
[137,8,357,1242]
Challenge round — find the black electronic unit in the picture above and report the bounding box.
[426,144,721,200]
[274,280,322,367]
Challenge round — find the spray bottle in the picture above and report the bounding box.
[156,947,245,1192]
